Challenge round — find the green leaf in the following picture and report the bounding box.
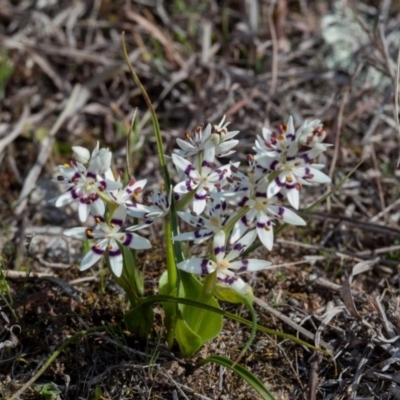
[180,271,223,343]
[160,270,223,356]
[134,295,331,355]
[34,383,61,400]
[124,303,154,339]
[197,355,275,400]
[175,310,203,357]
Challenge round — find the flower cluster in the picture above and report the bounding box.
[54,115,330,295]
[53,143,170,277]
[172,116,330,294]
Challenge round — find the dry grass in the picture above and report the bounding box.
[1,0,400,399]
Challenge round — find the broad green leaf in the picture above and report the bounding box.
[175,310,203,357]
[135,295,331,355]
[198,355,275,400]
[180,271,223,343]
[160,270,223,356]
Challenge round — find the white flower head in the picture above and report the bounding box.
[52,161,121,222]
[174,197,231,244]
[172,144,232,215]
[64,205,151,277]
[127,184,172,231]
[177,230,272,294]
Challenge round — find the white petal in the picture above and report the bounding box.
[216,140,239,155]
[91,198,105,217]
[177,258,216,274]
[217,273,248,294]
[111,205,127,227]
[116,232,152,250]
[79,245,105,271]
[229,259,271,272]
[280,207,306,225]
[213,230,226,262]
[257,221,274,251]
[176,138,196,152]
[55,191,74,207]
[267,179,283,198]
[172,153,193,174]
[201,143,216,176]
[63,227,88,240]
[230,213,253,243]
[177,211,203,227]
[78,203,90,222]
[226,229,257,261]
[286,187,300,209]
[109,253,123,277]
[308,168,331,183]
[72,146,90,164]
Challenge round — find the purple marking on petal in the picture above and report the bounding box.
[276,192,285,201]
[285,183,297,190]
[109,248,121,257]
[87,171,96,179]
[121,233,133,246]
[185,180,195,191]
[303,167,313,179]
[233,242,245,252]
[300,153,312,164]
[215,167,228,174]
[256,221,265,229]
[286,133,295,141]
[238,196,249,207]
[270,160,279,171]
[240,215,250,226]
[256,191,267,198]
[71,189,79,200]
[214,246,226,255]
[202,160,213,169]
[98,181,106,191]
[237,259,249,272]
[111,217,124,227]
[274,176,285,187]
[126,188,133,195]
[92,245,105,256]
[194,230,203,238]
[184,164,196,176]
[218,275,236,285]
[278,207,284,217]
[195,192,207,200]
[201,259,210,275]
[215,203,221,210]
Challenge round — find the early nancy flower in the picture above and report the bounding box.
[177,230,271,294]
[64,205,151,277]
[53,161,120,222]
[172,144,231,215]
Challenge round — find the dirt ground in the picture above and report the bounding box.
[1,0,400,399]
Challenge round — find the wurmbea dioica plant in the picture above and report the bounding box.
[53,114,331,357]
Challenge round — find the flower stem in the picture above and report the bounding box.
[164,215,178,348]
